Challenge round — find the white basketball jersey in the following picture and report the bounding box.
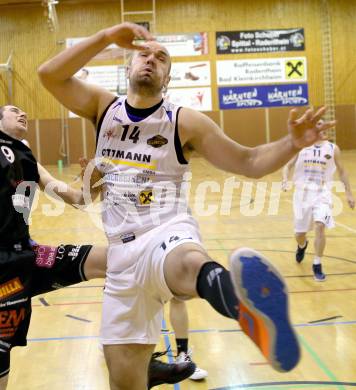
[95,97,191,243]
[293,141,336,203]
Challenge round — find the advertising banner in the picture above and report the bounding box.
[157,33,208,56]
[217,57,307,85]
[218,83,308,109]
[67,32,209,60]
[66,38,124,60]
[74,66,119,92]
[216,28,305,54]
[165,87,212,111]
[169,61,211,87]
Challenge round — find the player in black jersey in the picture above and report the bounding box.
[0,105,195,389]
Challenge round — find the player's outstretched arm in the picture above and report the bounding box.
[334,145,355,209]
[281,155,298,191]
[79,157,103,205]
[38,160,102,208]
[181,106,335,178]
[38,163,84,206]
[38,23,154,123]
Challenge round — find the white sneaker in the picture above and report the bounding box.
[176,350,208,380]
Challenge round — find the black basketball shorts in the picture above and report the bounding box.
[0,248,34,377]
[30,243,92,297]
[0,243,93,376]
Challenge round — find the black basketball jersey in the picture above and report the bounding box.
[0,130,39,246]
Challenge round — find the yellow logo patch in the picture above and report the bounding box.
[0,278,24,300]
[139,190,154,205]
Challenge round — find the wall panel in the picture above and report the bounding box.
[335,105,356,150]
[39,119,62,165]
[85,119,97,158]
[268,107,292,142]
[68,117,84,164]
[26,119,38,159]
[204,111,221,127]
[1,0,356,119]
[223,108,266,146]
[1,0,355,153]
[329,0,356,105]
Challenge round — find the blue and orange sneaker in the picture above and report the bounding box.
[229,247,300,372]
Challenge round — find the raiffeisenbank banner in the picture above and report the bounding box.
[217,57,307,85]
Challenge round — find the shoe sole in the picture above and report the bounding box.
[313,276,326,282]
[149,362,196,388]
[296,256,305,263]
[229,247,300,372]
[189,369,208,380]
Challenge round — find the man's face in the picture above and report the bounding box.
[0,105,28,140]
[127,42,171,95]
[316,119,328,141]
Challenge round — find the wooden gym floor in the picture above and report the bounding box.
[7,151,356,390]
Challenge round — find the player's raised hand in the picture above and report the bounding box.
[104,22,154,51]
[287,106,336,150]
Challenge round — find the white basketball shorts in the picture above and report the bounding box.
[100,214,202,345]
[293,192,335,233]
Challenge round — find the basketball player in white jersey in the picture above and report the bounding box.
[0,104,196,390]
[282,123,355,280]
[38,22,335,389]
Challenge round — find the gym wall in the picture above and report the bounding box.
[1,0,356,163]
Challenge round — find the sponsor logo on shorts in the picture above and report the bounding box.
[55,245,81,263]
[0,308,26,339]
[0,278,24,300]
[119,232,136,243]
[0,297,28,308]
[147,135,168,148]
[67,246,81,260]
[11,194,30,209]
[35,245,57,268]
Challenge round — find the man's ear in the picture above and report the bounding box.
[126,65,131,79]
[166,74,171,86]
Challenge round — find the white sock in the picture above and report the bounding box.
[313,257,321,265]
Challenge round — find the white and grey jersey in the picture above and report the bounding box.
[95,97,191,243]
[293,141,336,203]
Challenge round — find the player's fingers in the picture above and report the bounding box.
[311,106,327,123]
[294,107,312,124]
[304,107,314,121]
[288,108,299,123]
[319,120,336,132]
[133,24,154,41]
[79,157,89,168]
